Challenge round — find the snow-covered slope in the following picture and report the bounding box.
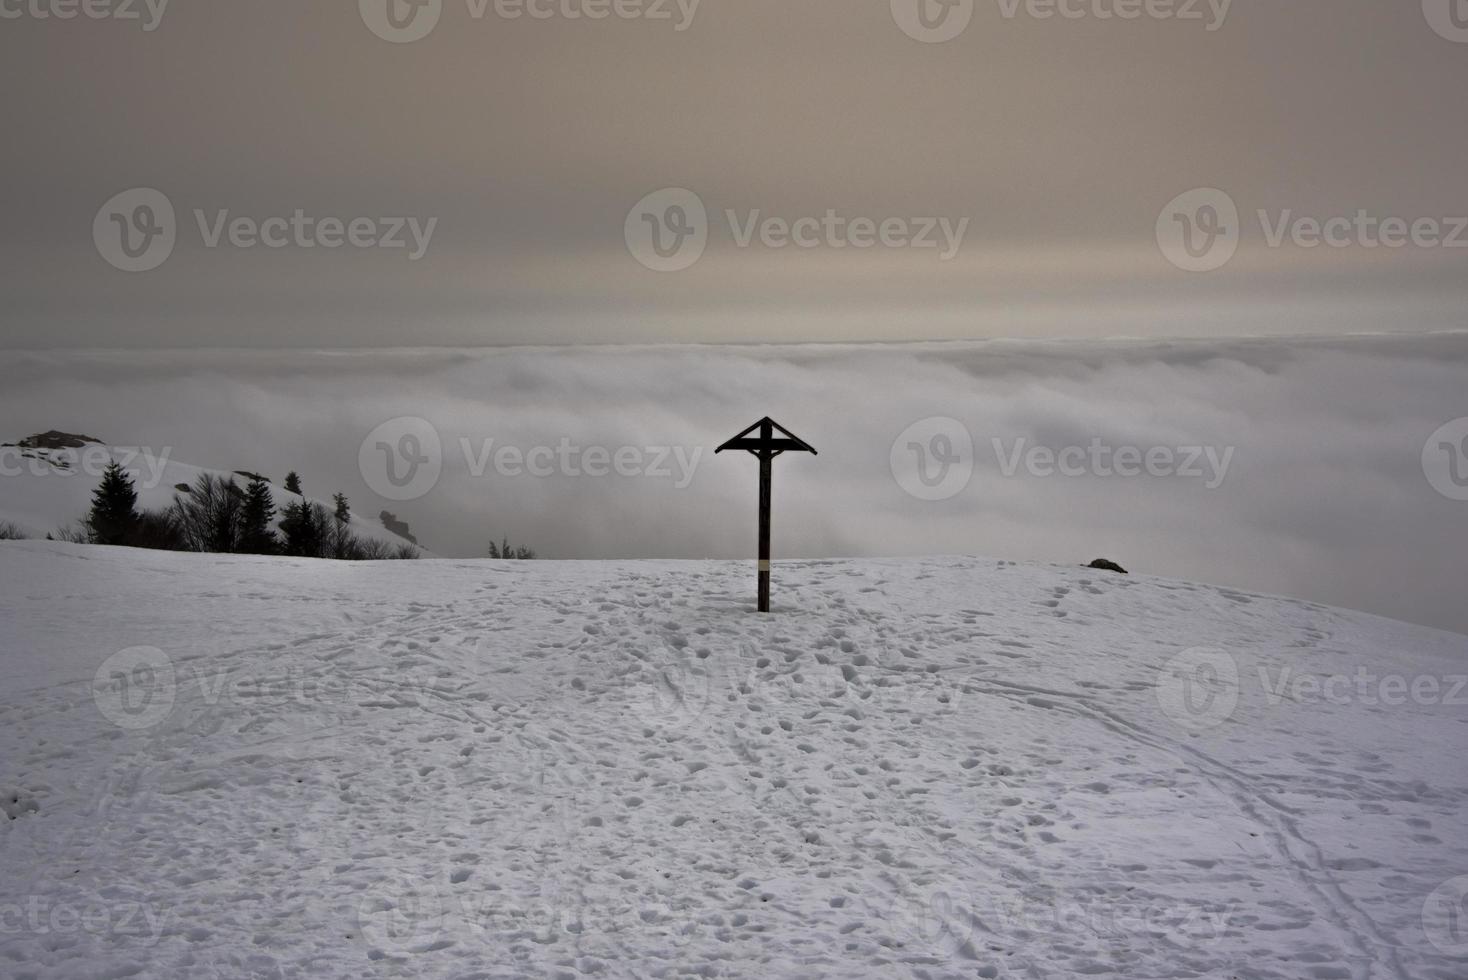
[1,541,1465,979]
[0,438,426,555]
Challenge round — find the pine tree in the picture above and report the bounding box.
[87,462,139,546]
[240,478,278,554]
[278,503,299,554]
[280,500,323,558]
[280,502,306,556]
[325,499,355,559]
[284,471,302,495]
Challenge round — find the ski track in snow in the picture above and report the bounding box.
[1,541,1466,979]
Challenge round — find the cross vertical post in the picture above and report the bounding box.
[716,417,817,613]
[758,448,772,611]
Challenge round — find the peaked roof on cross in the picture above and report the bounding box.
[715,417,818,457]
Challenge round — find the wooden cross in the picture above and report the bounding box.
[716,417,817,612]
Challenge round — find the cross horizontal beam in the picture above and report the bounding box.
[715,437,812,454]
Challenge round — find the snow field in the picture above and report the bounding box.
[1,542,1466,979]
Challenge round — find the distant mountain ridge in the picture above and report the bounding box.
[8,431,102,451]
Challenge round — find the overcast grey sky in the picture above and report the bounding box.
[1,0,1465,346]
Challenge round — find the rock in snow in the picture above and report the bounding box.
[1086,558,1128,575]
[0,540,1465,979]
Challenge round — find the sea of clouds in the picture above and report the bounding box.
[2,333,1465,634]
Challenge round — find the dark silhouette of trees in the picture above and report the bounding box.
[488,536,536,560]
[279,500,323,557]
[283,471,302,495]
[239,478,279,554]
[172,474,246,553]
[66,466,417,560]
[87,462,139,545]
[131,509,186,551]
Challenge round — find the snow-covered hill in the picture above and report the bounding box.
[0,434,427,555]
[1,541,1465,979]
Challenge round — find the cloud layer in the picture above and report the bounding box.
[3,333,1465,635]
